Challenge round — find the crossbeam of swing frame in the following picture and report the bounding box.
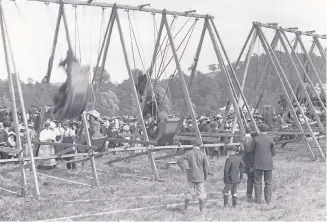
[258,22,326,39]
[28,0,213,19]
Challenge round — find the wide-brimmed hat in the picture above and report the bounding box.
[87,110,101,120]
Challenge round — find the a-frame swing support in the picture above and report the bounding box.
[35,0,100,188]
[0,2,40,197]
[252,22,325,160]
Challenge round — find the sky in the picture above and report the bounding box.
[0,0,326,84]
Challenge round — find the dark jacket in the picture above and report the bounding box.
[243,135,255,174]
[177,147,210,183]
[224,154,245,184]
[249,133,275,170]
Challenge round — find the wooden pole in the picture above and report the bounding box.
[81,112,99,187]
[256,24,323,160]
[163,11,203,145]
[0,4,28,197]
[37,172,91,187]
[296,34,326,100]
[282,31,327,111]
[257,22,327,39]
[233,26,255,69]
[276,30,325,131]
[206,21,246,136]
[313,37,326,59]
[231,29,258,137]
[1,5,42,198]
[29,0,213,19]
[253,95,263,114]
[250,33,279,108]
[92,7,116,84]
[60,0,73,52]
[104,151,149,164]
[210,19,259,134]
[93,7,117,98]
[175,18,207,135]
[37,4,63,137]
[115,11,159,180]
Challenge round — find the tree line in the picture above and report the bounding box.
[0,51,325,116]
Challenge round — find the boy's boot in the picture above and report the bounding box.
[232,196,237,207]
[184,198,190,210]
[223,194,228,207]
[199,199,205,212]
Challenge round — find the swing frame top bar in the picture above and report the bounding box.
[256,22,327,39]
[28,0,214,18]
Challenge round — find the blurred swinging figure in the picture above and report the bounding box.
[53,50,77,115]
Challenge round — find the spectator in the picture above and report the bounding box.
[222,145,244,207]
[243,131,259,201]
[249,123,275,204]
[177,145,210,213]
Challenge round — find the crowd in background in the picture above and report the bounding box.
[0,99,325,168]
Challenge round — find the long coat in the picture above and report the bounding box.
[248,133,275,170]
[224,154,245,184]
[177,147,210,183]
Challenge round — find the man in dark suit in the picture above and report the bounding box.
[248,123,275,204]
[243,131,259,202]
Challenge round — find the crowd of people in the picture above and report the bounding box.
[0,98,324,169]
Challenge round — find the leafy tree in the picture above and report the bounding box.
[208,64,218,72]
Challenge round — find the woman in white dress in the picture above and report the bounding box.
[38,122,56,169]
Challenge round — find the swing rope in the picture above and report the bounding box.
[154,19,198,88]
[76,8,82,62]
[97,8,105,58]
[157,19,198,111]
[127,11,145,70]
[154,16,177,81]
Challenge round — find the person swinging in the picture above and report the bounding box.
[52,50,91,120]
[53,50,77,115]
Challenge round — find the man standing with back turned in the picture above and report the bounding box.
[248,123,276,204]
[177,145,210,213]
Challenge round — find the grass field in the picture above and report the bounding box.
[0,142,326,221]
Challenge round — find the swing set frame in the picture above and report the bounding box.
[29,0,256,180]
[233,22,326,161]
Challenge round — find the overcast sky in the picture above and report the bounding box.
[0,0,326,83]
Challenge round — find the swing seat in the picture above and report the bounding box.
[155,118,180,146]
[91,136,108,152]
[54,62,91,120]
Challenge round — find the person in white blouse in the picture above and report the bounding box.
[38,122,56,169]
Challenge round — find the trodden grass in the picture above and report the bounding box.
[0,142,326,221]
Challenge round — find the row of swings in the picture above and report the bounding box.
[43,3,201,146]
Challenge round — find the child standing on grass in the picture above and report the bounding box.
[177,145,210,214]
[222,145,245,207]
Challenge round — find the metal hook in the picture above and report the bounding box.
[184,10,196,14]
[138,4,150,10]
